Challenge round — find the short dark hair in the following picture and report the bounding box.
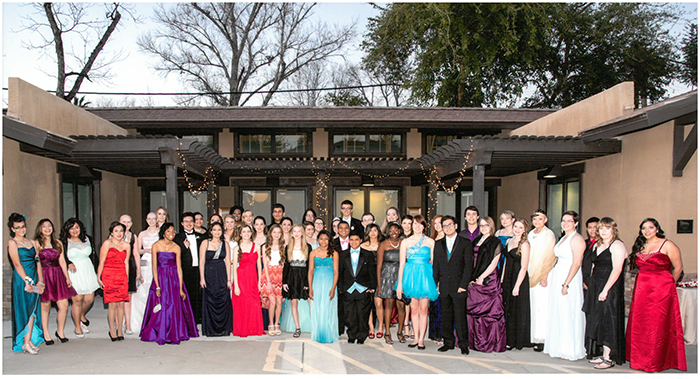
[272,203,285,212]
[341,200,353,208]
[337,220,350,228]
[362,213,375,220]
[349,234,361,240]
[229,205,244,214]
[585,217,600,227]
[441,215,458,226]
[7,213,26,238]
[464,205,480,217]
[280,216,293,225]
[193,211,203,218]
[531,209,547,218]
[180,212,195,223]
[159,222,176,240]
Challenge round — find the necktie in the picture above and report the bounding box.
[447,241,452,260]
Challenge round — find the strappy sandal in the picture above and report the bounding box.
[268,325,275,336]
[594,359,615,370]
[275,325,282,335]
[384,333,393,345]
[293,328,301,338]
[397,332,406,344]
[588,356,604,364]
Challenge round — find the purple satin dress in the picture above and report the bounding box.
[39,248,77,302]
[140,251,198,344]
[467,245,507,352]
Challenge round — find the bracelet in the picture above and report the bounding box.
[562,283,569,288]
[36,282,44,286]
[24,276,33,284]
[156,287,161,290]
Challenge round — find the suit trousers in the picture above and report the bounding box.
[183,266,202,324]
[441,291,469,349]
[343,290,372,342]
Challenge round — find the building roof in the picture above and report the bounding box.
[417,134,622,177]
[579,91,697,142]
[87,106,556,132]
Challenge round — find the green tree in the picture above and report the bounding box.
[680,22,697,87]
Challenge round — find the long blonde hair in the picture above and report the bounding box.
[265,224,286,265]
[514,218,529,256]
[285,224,309,262]
[596,217,621,247]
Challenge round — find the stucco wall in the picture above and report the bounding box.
[582,121,697,273]
[512,82,635,136]
[496,171,540,224]
[3,78,140,320]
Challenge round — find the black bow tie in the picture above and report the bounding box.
[185,231,195,236]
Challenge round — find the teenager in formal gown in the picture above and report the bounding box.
[140,223,198,344]
[60,218,99,338]
[584,217,628,369]
[131,212,159,335]
[544,211,586,360]
[305,222,319,249]
[500,218,531,350]
[253,216,270,332]
[231,225,265,337]
[262,225,286,336]
[281,225,312,337]
[119,214,139,335]
[467,217,506,353]
[377,222,406,344]
[35,219,77,345]
[362,223,384,340]
[199,222,233,337]
[308,230,339,343]
[155,207,169,229]
[527,209,557,352]
[8,213,44,354]
[396,215,438,350]
[626,218,686,372]
[97,221,131,342]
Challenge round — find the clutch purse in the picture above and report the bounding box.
[399,296,412,305]
[153,301,162,313]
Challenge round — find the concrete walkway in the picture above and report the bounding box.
[4,297,696,374]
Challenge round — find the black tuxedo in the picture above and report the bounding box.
[332,236,351,255]
[432,235,473,350]
[341,217,365,238]
[174,229,205,323]
[338,247,377,342]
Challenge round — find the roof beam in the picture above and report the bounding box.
[673,121,697,177]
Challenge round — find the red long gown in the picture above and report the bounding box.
[626,251,686,372]
[232,243,264,337]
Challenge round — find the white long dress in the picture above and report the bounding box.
[543,232,586,360]
[130,230,159,334]
[66,240,99,295]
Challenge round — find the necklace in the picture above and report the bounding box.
[14,237,32,248]
[389,240,400,249]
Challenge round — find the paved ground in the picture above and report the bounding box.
[3,297,696,374]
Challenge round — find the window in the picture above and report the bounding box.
[62,181,94,236]
[240,188,308,224]
[434,189,492,229]
[425,135,458,154]
[237,132,309,155]
[331,132,404,155]
[546,179,580,237]
[334,188,400,227]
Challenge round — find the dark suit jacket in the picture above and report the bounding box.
[341,217,365,238]
[582,238,596,288]
[332,236,351,255]
[338,247,377,294]
[458,227,482,243]
[174,230,205,270]
[433,235,473,294]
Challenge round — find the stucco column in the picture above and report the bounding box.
[93,179,101,243]
[473,164,485,214]
[165,164,179,225]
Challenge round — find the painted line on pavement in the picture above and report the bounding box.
[367,341,449,374]
[307,340,384,374]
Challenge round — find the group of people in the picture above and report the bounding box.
[8,202,687,372]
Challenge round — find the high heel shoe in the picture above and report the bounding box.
[22,343,38,355]
[55,331,69,343]
[108,331,118,342]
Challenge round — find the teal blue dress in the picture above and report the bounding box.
[280,300,312,333]
[396,235,439,301]
[310,257,338,343]
[12,247,44,352]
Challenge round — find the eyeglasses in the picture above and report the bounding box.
[479,224,489,228]
[341,206,352,210]
[12,225,26,230]
[442,223,455,228]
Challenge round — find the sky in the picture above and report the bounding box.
[2,2,698,108]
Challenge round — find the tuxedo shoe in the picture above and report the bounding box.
[438,345,454,352]
[460,347,470,355]
[533,343,544,352]
[357,340,365,345]
[347,339,356,344]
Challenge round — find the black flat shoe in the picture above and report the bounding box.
[438,345,454,352]
[45,339,55,346]
[81,318,90,327]
[460,347,470,355]
[108,332,118,342]
[408,343,418,348]
[55,331,69,343]
[417,344,426,350]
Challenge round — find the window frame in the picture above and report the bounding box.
[234,130,313,157]
[329,130,406,157]
[422,132,470,155]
